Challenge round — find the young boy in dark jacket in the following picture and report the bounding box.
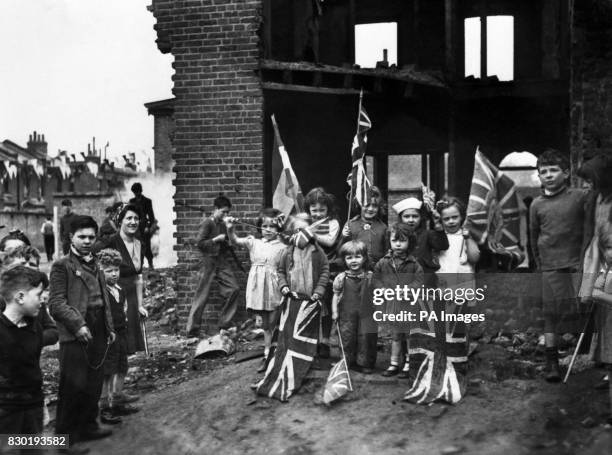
[0,266,55,439]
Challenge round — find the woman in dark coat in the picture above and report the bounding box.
[97,204,148,353]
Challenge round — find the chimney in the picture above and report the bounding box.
[26,130,48,157]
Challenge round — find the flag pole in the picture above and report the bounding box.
[346,89,364,224]
[335,320,353,391]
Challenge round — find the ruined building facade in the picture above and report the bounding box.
[150,0,612,329]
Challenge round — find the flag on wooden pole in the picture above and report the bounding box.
[464,147,525,265]
[348,92,372,208]
[323,322,353,405]
[272,114,304,218]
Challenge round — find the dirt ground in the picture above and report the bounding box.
[39,323,612,455]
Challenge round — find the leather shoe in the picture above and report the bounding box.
[78,426,112,442]
[100,409,122,425]
[382,366,399,377]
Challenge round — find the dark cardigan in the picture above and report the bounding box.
[277,243,330,297]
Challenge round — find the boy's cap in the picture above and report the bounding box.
[392,197,422,215]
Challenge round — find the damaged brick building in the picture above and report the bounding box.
[149,0,612,329]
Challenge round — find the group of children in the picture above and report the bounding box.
[0,220,141,453]
[201,148,612,423]
[217,184,479,378]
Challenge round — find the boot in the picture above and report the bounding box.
[545,347,561,382]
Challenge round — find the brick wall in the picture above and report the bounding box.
[150,0,265,332]
[571,0,612,171]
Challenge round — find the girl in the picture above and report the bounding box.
[226,208,286,372]
[591,228,612,424]
[374,222,424,377]
[437,197,480,285]
[392,196,448,287]
[340,186,389,269]
[331,240,377,373]
[305,187,341,358]
[277,213,330,304]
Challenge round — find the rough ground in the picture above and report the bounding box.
[36,268,612,454]
[39,324,612,455]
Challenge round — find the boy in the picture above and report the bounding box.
[530,149,589,382]
[49,215,115,443]
[0,266,55,439]
[59,199,77,255]
[186,194,239,336]
[97,248,139,424]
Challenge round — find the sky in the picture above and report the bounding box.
[0,0,173,163]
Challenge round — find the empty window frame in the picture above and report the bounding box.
[464,15,514,81]
[354,22,398,68]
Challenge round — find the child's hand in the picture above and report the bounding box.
[332,310,338,321]
[75,326,92,343]
[281,286,291,296]
[461,228,471,238]
[311,293,320,301]
[342,224,350,237]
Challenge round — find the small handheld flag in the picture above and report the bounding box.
[271,115,304,219]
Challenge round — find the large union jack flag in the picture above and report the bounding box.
[256,295,320,402]
[464,148,525,265]
[404,298,468,405]
[349,102,372,208]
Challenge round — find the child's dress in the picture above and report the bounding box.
[437,231,476,307]
[237,237,286,311]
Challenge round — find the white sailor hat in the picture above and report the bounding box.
[392,197,423,215]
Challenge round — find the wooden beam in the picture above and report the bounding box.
[262,82,362,95]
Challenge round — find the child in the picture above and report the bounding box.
[305,187,341,358]
[0,266,53,439]
[374,223,424,377]
[340,186,389,269]
[277,213,330,305]
[98,248,139,424]
[226,208,287,372]
[187,194,240,335]
[437,197,480,284]
[591,228,612,424]
[331,241,377,373]
[392,196,448,287]
[530,149,588,382]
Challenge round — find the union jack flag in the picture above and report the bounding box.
[404,298,468,405]
[256,295,320,402]
[349,102,372,207]
[272,114,304,219]
[323,357,352,405]
[464,148,525,264]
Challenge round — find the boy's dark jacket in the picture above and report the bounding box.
[49,254,114,343]
[277,243,330,297]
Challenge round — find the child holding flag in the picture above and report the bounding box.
[305,187,341,358]
[226,208,287,372]
[331,240,377,373]
[277,214,330,303]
